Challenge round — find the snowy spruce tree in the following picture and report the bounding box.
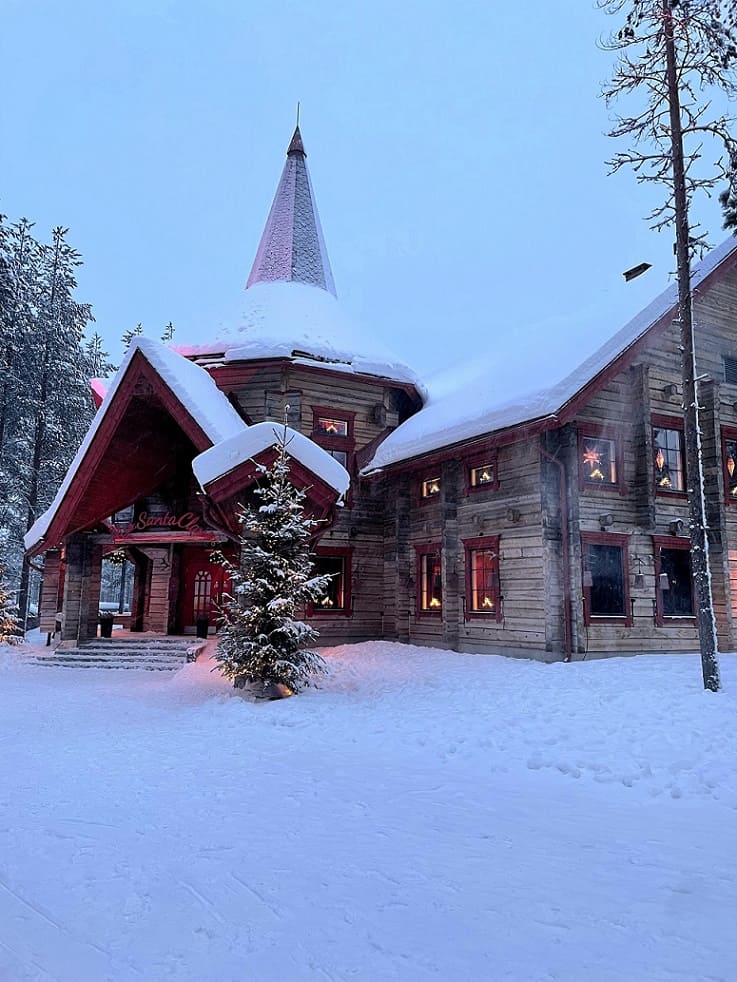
[0,567,20,645]
[216,425,331,697]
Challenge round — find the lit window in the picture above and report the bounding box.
[312,555,347,611]
[581,437,618,486]
[470,463,495,488]
[658,546,694,618]
[724,437,737,498]
[467,541,499,615]
[419,549,442,612]
[421,477,441,499]
[653,425,685,492]
[316,417,348,437]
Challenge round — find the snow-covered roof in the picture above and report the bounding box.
[192,422,351,499]
[175,281,424,390]
[247,126,336,297]
[24,338,245,552]
[365,234,737,471]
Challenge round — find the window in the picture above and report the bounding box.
[653,536,694,623]
[421,476,441,499]
[577,425,623,492]
[581,532,632,625]
[466,451,499,493]
[326,449,348,467]
[724,355,737,385]
[464,536,501,620]
[315,417,348,437]
[417,544,442,614]
[722,428,737,502]
[311,406,355,476]
[652,416,685,493]
[309,549,352,615]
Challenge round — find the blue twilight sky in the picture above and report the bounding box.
[1,0,733,393]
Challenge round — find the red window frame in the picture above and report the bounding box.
[652,413,686,498]
[416,543,443,617]
[721,426,737,505]
[581,531,632,627]
[465,451,499,494]
[311,406,356,473]
[653,535,695,626]
[463,535,502,621]
[577,423,625,494]
[417,471,442,505]
[307,546,353,617]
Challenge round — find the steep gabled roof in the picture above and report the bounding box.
[246,125,336,296]
[24,339,245,554]
[364,234,737,472]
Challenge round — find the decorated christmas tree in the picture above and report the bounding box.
[0,567,20,644]
[216,425,331,697]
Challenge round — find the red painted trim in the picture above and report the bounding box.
[29,349,215,556]
[464,450,499,495]
[112,531,221,545]
[581,531,633,627]
[652,535,696,626]
[463,535,502,621]
[307,546,353,617]
[721,425,737,505]
[415,542,443,618]
[576,422,626,496]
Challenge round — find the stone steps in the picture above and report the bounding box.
[27,638,205,672]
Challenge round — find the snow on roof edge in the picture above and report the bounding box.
[364,234,737,472]
[192,422,351,499]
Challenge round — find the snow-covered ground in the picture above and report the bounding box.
[1,640,736,981]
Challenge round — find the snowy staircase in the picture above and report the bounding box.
[26,637,205,672]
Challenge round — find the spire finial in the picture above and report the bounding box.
[296,101,300,127]
[287,123,305,157]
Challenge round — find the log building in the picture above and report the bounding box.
[25,127,737,660]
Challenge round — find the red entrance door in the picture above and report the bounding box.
[179,549,231,633]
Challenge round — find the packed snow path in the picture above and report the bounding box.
[1,641,736,981]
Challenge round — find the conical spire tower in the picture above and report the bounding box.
[246,126,336,296]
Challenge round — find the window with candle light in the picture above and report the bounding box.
[464,536,501,620]
[309,550,351,615]
[577,425,623,492]
[652,416,685,494]
[421,476,441,499]
[465,450,499,493]
[417,545,442,614]
[311,407,355,478]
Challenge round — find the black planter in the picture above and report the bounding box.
[195,617,209,639]
[99,619,114,638]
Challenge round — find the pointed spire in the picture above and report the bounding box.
[246,126,336,296]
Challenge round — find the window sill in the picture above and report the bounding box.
[655,489,687,499]
[586,615,633,627]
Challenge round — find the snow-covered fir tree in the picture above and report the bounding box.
[161,321,175,343]
[84,332,116,378]
[216,425,331,697]
[0,566,20,644]
[0,219,96,618]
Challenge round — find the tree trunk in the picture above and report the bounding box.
[664,0,721,691]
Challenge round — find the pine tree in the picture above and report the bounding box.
[121,323,144,348]
[216,426,331,697]
[161,321,175,343]
[84,332,116,378]
[0,566,20,645]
